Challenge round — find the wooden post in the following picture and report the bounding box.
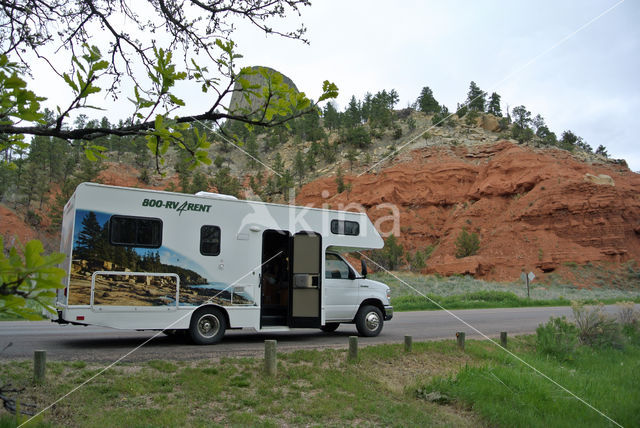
[500,331,508,347]
[348,336,358,362]
[456,332,465,351]
[34,350,46,384]
[404,335,412,353]
[264,340,277,376]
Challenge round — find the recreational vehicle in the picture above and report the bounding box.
[55,183,393,344]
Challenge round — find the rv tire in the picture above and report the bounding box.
[189,307,226,345]
[320,323,340,333]
[355,305,383,337]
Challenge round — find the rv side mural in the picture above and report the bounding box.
[69,209,254,307]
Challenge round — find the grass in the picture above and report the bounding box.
[1,332,639,427]
[417,330,640,427]
[371,271,640,312]
[0,342,483,427]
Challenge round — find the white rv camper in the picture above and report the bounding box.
[55,183,393,344]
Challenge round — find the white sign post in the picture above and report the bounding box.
[521,271,535,298]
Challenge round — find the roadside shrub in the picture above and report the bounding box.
[454,228,480,258]
[572,302,623,348]
[536,316,578,360]
[369,234,404,271]
[617,301,638,326]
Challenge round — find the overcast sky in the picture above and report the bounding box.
[228,0,639,170]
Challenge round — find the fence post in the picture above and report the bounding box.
[500,331,508,347]
[34,350,46,384]
[348,336,358,362]
[264,340,277,376]
[456,332,465,351]
[404,335,412,353]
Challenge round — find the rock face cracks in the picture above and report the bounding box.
[297,141,640,281]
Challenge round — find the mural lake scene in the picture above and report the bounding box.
[68,210,254,306]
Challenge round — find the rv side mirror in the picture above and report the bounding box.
[361,259,367,278]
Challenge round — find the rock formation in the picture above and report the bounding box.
[296,141,640,281]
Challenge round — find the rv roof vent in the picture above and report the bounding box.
[195,191,238,201]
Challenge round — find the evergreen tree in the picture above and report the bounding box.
[595,145,609,157]
[293,150,306,185]
[322,102,341,130]
[512,105,532,129]
[75,211,103,263]
[346,149,358,171]
[417,86,440,114]
[272,152,284,175]
[214,167,240,197]
[245,134,259,169]
[335,167,345,193]
[511,105,534,143]
[487,92,502,116]
[466,81,486,112]
[343,96,362,128]
[190,171,210,193]
[454,228,480,258]
[432,104,450,127]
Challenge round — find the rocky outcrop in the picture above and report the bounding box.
[296,141,640,281]
[227,65,299,115]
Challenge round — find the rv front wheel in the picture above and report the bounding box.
[189,308,226,345]
[355,305,383,337]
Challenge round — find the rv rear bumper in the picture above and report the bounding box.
[383,305,393,321]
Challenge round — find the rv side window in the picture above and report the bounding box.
[109,216,162,248]
[325,253,351,279]
[200,225,221,256]
[330,220,360,236]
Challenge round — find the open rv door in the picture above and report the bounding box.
[289,232,321,328]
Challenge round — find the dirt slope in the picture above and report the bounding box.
[296,141,640,281]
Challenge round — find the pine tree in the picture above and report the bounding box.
[76,211,103,263]
[322,102,341,130]
[454,228,480,258]
[595,145,609,157]
[293,150,305,185]
[467,81,486,112]
[343,96,362,128]
[346,149,358,171]
[487,92,502,116]
[417,86,440,114]
[335,167,345,193]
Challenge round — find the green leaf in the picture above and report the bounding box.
[169,94,185,106]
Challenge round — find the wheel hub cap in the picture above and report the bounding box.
[198,315,220,337]
[365,312,380,331]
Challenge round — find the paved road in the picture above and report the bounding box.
[0,305,623,362]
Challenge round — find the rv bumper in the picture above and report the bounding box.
[383,305,393,321]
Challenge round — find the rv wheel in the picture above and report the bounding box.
[189,307,226,345]
[355,305,383,337]
[320,323,340,333]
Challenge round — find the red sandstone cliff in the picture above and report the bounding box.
[296,141,640,281]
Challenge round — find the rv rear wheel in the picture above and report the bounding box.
[355,305,383,337]
[320,323,340,333]
[189,308,226,345]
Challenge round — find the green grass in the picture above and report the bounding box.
[371,271,640,312]
[417,332,640,427]
[1,331,639,427]
[0,342,482,427]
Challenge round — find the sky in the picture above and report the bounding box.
[26,0,640,171]
[228,0,639,170]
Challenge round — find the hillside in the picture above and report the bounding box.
[296,139,640,281]
[1,102,639,285]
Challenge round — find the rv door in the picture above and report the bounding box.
[289,232,321,328]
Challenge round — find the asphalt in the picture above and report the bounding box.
[1,305,625,362]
